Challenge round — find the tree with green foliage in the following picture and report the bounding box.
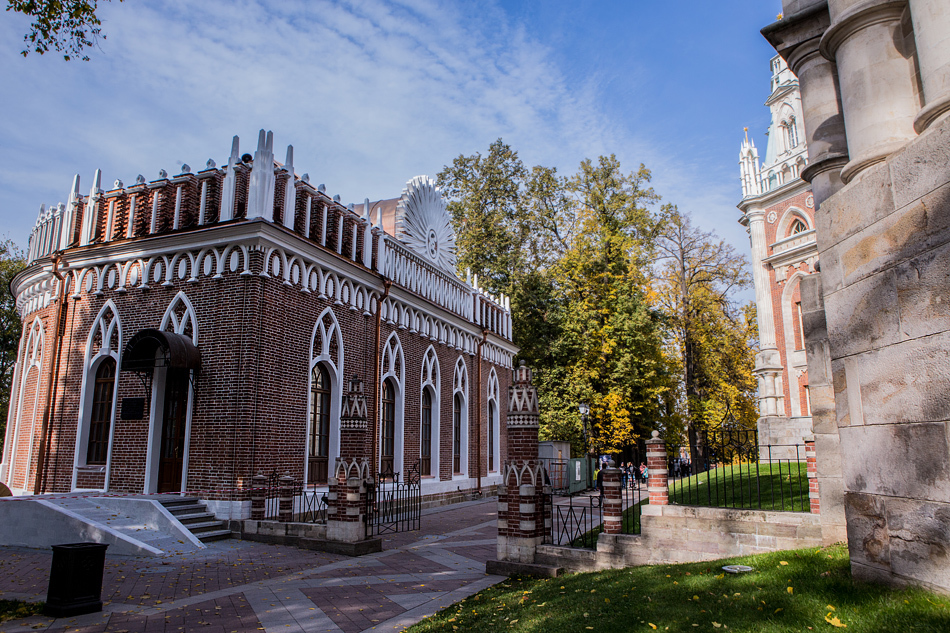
[7,0,123,61]
[654,208,756,468]
[0,240,26,456]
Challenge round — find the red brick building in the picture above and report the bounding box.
[737,56,817,448]
[0,130,516,518]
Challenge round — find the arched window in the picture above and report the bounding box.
[453,393,462,473]
[488,400,496,472]
[381,378,396,474]
[420,388,432,476]
[308,364,331,484]
[788,118,799,148]
[791,219,808,235]
[86,358,116,465]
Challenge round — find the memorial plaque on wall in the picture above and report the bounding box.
[121,397,145,420]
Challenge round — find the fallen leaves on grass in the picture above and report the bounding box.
[824,613,847,628]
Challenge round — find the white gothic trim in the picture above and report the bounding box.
[144,292,198,493]
[452,356,469,477]
[72,300,122,491]
[380,332,405,474]
[420,345,440,479]
[487,368,500,473]
[305,307,344,485]
[5,318,44,492]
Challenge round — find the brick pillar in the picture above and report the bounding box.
[646,431,668,506]
[250,472,266,521]
[495,361,549,564]
[278,474,294,523]
[602,463,622,534]
[805,437,820,514]
[327,375,371,543]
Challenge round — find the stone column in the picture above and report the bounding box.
[326,375,372,544]
[646,432,669,507]
[799,273,847,543]
[765,3,850,206]
[821,0,921,182]
[278,475,294,523]
[250,472,266,521]
[602,464,622,535]
[909,0,950,132]
[805,437,820,513]
[495,362,549,564]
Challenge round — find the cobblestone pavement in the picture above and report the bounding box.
[0,498,503,633]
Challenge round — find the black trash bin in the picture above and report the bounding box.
[45,542,109,617]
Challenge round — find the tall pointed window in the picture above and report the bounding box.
[86,359,116,465]
[453,393,462,473]
[488,401,496,472]
[308,364,331,484]
[420,389,432,476]
[381,378,396,474]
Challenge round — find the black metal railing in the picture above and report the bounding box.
[365,462,422,536]
[545,494,603,549]
[299,488,328,523]
[667,430,809,512]
[253,472,328,523]
[620,468,643,535]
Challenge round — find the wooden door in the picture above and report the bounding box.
[158,370,189,493]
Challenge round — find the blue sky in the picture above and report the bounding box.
[0,0,783,264]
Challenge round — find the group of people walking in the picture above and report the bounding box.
[594,460,649,501]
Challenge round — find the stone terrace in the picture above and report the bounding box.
[0,499,501,633]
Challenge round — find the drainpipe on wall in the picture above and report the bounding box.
[475,329,487,494]
[34,254,68,495]
[371,279,391,479]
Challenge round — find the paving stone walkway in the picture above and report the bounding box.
[0,498,503,633]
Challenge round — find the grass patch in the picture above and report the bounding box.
[0,600,44,623]
[409,545,950,633]
[670,462,809,512]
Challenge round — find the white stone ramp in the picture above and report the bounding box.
[0,495,205,556]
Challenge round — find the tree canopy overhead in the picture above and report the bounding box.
[7,0,123,61]
[439,141,757,458]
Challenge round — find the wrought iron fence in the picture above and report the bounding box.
[544,493,603,549]
[365,462,422,536]
[254,472,328,523]
[667,430,809,512]
[619,467,643,535]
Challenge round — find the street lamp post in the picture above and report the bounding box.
[579,403,591,490]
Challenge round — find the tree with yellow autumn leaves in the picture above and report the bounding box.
[438,141,755,458]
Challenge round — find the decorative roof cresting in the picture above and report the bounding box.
[394,175,457,275]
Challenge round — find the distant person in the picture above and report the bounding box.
[640,462,648,482]
[595,465,604,505]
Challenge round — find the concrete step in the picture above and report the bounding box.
[186,520,229,533]
[196,529,232,542]
[176,512,217,524]
[164,503,207,516]
[158,498,230,543]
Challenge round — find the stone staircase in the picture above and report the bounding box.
[158,496,231,542]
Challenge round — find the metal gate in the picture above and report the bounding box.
[365,462,422,536]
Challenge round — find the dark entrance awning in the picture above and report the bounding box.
[122,329,201,373]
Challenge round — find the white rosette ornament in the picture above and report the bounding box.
[393,176,457,275]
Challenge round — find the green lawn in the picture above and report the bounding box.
[409,545,950,633]
[670,462,809,512]
[0,600,44,623]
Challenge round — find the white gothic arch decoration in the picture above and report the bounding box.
[161,291,198,343]
[487,368,500,473]
[781,271,810,418]
[72,301,122,490]
[3,318,45,491]
[393,176,457,274]
[306,307,344,485]
[420,346,440,479]
[380,332,405,474]
[452,356,469,477]
[145,291,199,494]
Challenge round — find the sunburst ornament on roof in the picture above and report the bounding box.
[394,175,457,275]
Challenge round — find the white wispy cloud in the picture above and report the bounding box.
[0,0,749,270]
